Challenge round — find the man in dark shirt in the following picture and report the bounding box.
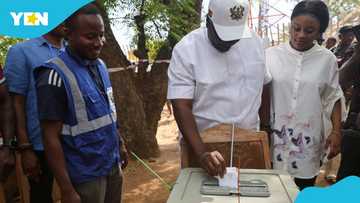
[332,26,355,67]
[4,24,66,203]
[337,43,360,181]
[35,3,128,203]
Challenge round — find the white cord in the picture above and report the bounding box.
[107,59,171,73]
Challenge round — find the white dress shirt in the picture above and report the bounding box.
[167,27,269,132]
[266,42,345,178]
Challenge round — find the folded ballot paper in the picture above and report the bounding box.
[217,167,239,189]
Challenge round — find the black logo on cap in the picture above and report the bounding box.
[230,5,245,21]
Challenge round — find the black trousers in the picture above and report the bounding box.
[294,177,317,191]
[337,130,360,182]
[28,151,53,203]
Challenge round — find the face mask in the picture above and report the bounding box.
[206,16,239,53]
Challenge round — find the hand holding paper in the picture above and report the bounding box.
[217,167,238,189]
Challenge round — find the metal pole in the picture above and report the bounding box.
[230,124,235,167]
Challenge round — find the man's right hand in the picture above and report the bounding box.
[171,100,227,177]
[199,151,226,177]
[21,149,41,182]
[61,190,81,203]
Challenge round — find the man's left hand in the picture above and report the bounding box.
[325,130,342,159]
[119,143,129,169]
[0,147,15,181]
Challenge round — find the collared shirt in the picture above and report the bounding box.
[167,27,269,132]
[4,37,64,150]
[266,42,344,178]
[0,69,5,85]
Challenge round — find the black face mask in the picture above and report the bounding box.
[206,16,239,53]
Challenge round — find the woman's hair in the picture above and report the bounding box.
[291,0,329,34]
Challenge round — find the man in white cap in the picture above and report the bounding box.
[167,0,270,177]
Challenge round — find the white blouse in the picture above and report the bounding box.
[266,42,345,178]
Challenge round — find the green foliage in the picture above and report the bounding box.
[102,0,120,10]
[108,0,200,48]
[146,39,166,61]
[167,0,200,42]
[0,36,23,66]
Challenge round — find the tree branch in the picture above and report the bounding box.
[152,20,163,38]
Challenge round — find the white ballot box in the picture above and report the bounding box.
[167,168,299,203]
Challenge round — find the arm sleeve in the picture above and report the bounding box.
[35,68,68,121]
[322,58,346,139]
[323,59,346,119]
[3,46,30,95]
[264,48,272,85]
[167,47,195,100]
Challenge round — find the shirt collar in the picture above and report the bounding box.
[35,36,66,50]
[285,42,321,56]
[33,37,48,47]
[66,47,100,67]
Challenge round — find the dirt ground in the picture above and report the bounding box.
[122,106,338,203]
[122,107,180,203]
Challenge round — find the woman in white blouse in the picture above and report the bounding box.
[265,0,344,190]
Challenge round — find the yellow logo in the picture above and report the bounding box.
[10,12,48,26]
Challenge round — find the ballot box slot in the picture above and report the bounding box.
[201,177,271,197]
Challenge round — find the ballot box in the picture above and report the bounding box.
[181,124,271,169]
[167,168,299,203]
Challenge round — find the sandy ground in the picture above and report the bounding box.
[122,107,180,203]
[122,106,338,203]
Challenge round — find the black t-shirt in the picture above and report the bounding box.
[35,66,106,122]
[35,68,68,121]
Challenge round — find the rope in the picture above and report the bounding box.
[107,59,171,73]
[130,151,173,191]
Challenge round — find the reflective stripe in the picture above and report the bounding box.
[62,112,117,135]
[52,72,59,86]
[50,57,115,136]
[57,79,62,87]
[51,58,88,123]
[48,70,54,85]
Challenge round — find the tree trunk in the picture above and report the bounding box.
[97,1,160,158]
[196,0,203,17]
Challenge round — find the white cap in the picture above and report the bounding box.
[208,0,252,41]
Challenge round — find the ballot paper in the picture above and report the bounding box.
[217,167,238,189]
